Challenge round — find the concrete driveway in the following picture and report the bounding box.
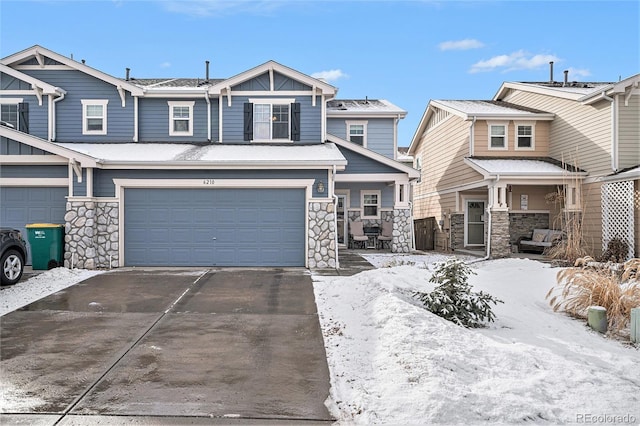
[0,268,333,425]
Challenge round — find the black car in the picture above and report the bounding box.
[1,228,28,286]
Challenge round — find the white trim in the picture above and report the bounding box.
[249,98,295,143]
[115,178,314,268]
[248,98,296,104]
[361,190,381,219]
[168,100,194,136]
[514,121,535,151]
[345,120,368,147]
[0,98,24,104]
[464,198,487,247]
[0,155,68,164]
[14,65,74,71]
[335,190,350,248]
[412,179,488,200]
[487,122,508,150]
[334,173,410,182]
[0,63,62,96]
[81,99,108,135]
[0,178,67,187]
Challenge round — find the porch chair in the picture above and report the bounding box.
[349,220,369,249]
[377,220,393,249]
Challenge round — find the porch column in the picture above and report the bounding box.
[489,183,511,258]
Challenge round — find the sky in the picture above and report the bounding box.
[1,0,638,147]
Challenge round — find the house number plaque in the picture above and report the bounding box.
[203,179,215,185]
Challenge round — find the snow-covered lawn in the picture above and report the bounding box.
[0,268,104,316]
[313,253,640,425]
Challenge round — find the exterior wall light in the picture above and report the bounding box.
[316,181,325,193]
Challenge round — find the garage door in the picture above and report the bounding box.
[124,188,306,267]
[0,187,68,265]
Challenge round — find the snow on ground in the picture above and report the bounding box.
[0,268,104,316]
[313,254,640,425]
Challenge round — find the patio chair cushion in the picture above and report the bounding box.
[350,221,369,241]
[532,230,547,242]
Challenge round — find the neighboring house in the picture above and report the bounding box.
[0,45,418,269]
[409,68,639,260]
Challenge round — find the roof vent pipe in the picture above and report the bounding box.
[126,68,130,81]
[549,61,554,82]
[82,59,86,65]
[563,70,569,86]
[205,60,210,82]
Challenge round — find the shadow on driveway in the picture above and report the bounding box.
[1,268,333,425]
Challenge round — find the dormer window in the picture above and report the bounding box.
[488,123,507,150]
[516,123,534,150]
[81,99,108,135]
[168,101,194,136]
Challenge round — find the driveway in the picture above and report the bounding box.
[1,268,333,425]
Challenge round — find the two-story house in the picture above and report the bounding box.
[0,45,418,270]
[409,69,639,260]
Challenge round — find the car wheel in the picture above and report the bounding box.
[1,249,24,286]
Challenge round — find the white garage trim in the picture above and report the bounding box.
[114,178,315,267]
[0,178,67,187]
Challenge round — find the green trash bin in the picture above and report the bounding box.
[26,223,64,270]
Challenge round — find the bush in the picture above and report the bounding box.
[546,257,640,333]
[414,259,503,328]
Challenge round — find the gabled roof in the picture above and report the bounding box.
[408,100,554,154]
[1,45,144,96]
[208,60,337,96]
[0,63,64,96]
[327,134,419,179]
[326,99,407,118]
[464,156,587,179]
[493,74,640,105]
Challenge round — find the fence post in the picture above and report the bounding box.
[631,308,640,343]
[587,306,607,334]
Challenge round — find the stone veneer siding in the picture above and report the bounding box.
[450,213,464,250]
[489,210,511,259]
[64,200,119,269]
[509,213,551,245]
[391,208,411,253]
[308,201,336,269]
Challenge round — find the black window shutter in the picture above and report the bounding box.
[18,102,29,133]
[291,102,300,141]
[243,102,253,141]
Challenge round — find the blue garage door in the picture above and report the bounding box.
[124,188,306,267]
[0,186,68,265]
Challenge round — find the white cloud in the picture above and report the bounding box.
[565,67,591,78]
[160,62,171,68]
[438,39,484,51]
[311,69,348,82]
[469,50,560,74]
[161,0,281,17]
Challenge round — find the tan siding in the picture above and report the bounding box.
[503,91,613,176]
[581,181,603,257]
[413,114,483,222]
[635,180,639,258]
[473,120,550,157]
[617,94,640,170]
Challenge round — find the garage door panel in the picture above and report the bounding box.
[125,188,305,267]
[1,187,67,265]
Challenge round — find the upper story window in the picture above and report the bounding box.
[168,101,194,136]
[346,120,367,146]
[415,157,422,183]
[81,99,108,135]
[362,190,381,219]
[488,123,508,150]
[245,99,300,142]
[516,123,534,150]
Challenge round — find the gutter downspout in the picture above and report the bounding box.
[204,90,211,142]
[611,94,618,172]
[469,116,476,156]
[409,200,416,251]
[52,91,66,141]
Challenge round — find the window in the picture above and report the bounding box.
[346,121,367,146]
[488,123,507,150]
[168,101,194,136]
[81,100,108,135]
[415,157,422,183]
[0,104,18,129]
[516,123,534,149]
[246,98,299,142]
[362,191,380,219]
